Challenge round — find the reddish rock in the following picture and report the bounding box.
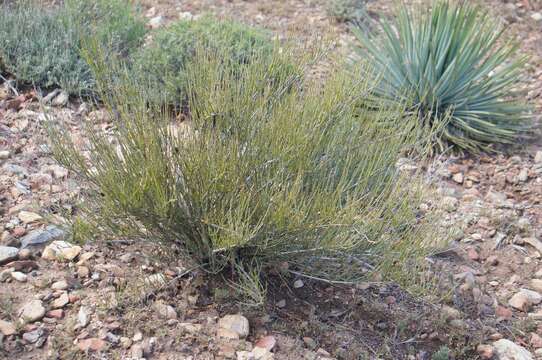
[12,226,26,237]
[467,247,480,261]
[476,344,495,359]
[496,306,513,320]
[77,338,106,352]
[46,309,64,319]
[255,335,276,351]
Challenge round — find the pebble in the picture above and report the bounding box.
[10,271,27,282]
[255,335,276,351]
[218,314,250,339]
[51,280,69,290]
[77,338,106,352]
[0,246,18,265]
[42,240,81,261]
[18,211,42,224]
[77,306,90,328]
[493,339,533,360]
[509,289,542,311]
[51,292,69,308]
[0,320,16,336]
[149,16,164,29]
[18,300,46,323]
[293,279,304,288]
[452,173,464,184]
[21,226,65,248]
[531,12,542,21]
[530,279,542,293]
[154,301,177,320]
[51,91,69,107]
[535,151,542,164]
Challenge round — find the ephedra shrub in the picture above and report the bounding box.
[50,40,435,286]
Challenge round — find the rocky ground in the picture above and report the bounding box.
[2,0,542,359]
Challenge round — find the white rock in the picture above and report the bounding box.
[18,300,46,323]
[531,12,542,21]
[51,280,69,290]
[509,289,542,311]
[42,241,82,261]
[218,314,250,339]
[18,211,42,224]
[10,271,27,282]
[293,279,304,288]
[0,150,10,159]
[78,306,90,328]
[149,16,164,29]
[493,339,533,360]
[535,151,542,164]
[0,246,18,265]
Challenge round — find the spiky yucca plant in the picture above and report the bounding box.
[352,1,531,152]
[49,40,436,287]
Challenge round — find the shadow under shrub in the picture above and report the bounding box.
[0,0,145,96]
[50,43,436,288]
[131,15,300,108]
[352,0,531,153]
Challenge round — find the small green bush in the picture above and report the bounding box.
[0,0,145,96]
[50,42,435,287]
[326,0,369,23]
[352,0,531,152]
[131,16,300,107]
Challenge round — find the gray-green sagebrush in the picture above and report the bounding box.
[49,40,436,287]
[352,0,531,153]
[0,0,145,96]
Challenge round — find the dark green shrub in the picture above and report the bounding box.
[326,0,369,23]
[352,0,531,152]
[0,0,145,96]
[50,42,435,287]
[131,16,300,107]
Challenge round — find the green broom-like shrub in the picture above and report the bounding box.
[352,0,531,153]
[50,41,435,286]
[131,16,300,107]
[0,0,145,96]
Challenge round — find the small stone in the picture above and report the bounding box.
[76,252,94,265]
[78,338,106,352]
[467,247,480,261]
[0,320,16,336]
[251,346,273,360]
[218,314,249,339]
[51,292,69,309]
[78,307,90,328]
[149,16,164,29]
[153,301,177,320]
[217,327,240,339]
[531,12,542,21]
[10,271,27,282]
[518,169,529,182]
[51,91,69,107]
[18,249,31,260]
[18,300,46,323]
[132,331,143,342]
[535,151,542,164]
[18,211,42,224]
[477,344,495,359]
[46,309,63,319]
[120,337,132,349]
[496,306,513,320]
[42,241,81,261]
[0,150,10,159]
[452,173,464,184]
[179,322,202,334]
[441,196,459,212]
[51,280,69,291]
[276,299,286,308]
[255,335,276,351]
[293,279,304,288]
[21,226,66,249]
[0,246,18,265]
[142,337,156,356]
[493,339,533,360]
[77,266,89,278]
[22,327,46,344]
[509,289,542,311]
